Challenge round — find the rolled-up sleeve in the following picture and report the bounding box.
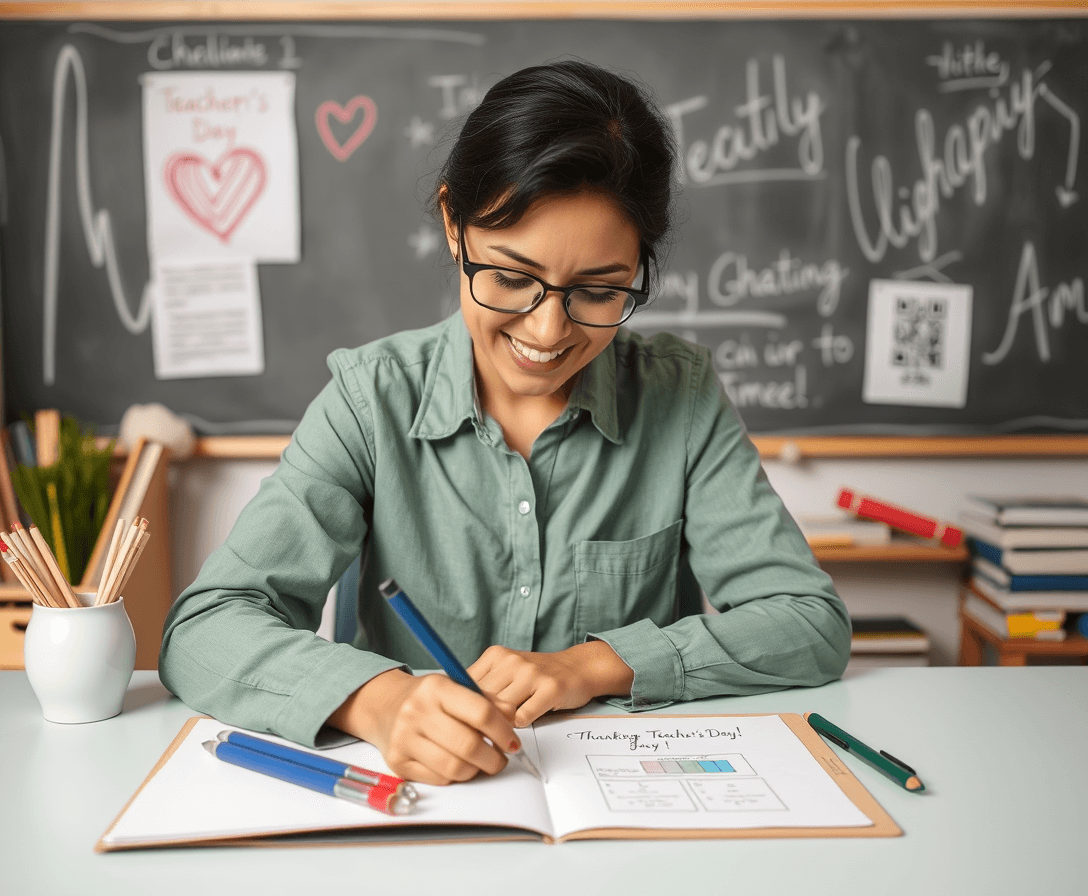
[159,367,405,747]
[595,350,850,709]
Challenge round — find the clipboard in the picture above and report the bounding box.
[97,712,902,851]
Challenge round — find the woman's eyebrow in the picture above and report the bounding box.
[488,243,632,277]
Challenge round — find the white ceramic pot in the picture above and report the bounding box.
[23,592,136,723]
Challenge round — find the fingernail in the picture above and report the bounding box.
[508,738,521,753]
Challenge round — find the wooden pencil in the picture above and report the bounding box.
[6,524,55,601]
[1,536,57,607]
[111,523,150,604]
[98,519,140,606]
[94,517,128,605]
[27,524,81,608]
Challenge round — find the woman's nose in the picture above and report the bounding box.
[522,291,572,346]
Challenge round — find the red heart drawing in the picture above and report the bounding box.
[163,148,267,243]
[315,96,378,162]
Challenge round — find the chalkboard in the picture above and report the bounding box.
[1,14,1086,436]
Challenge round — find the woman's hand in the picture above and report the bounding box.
[327,668,521,786]
[468,641,634,728]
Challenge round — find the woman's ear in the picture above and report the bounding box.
[437,185,459,262]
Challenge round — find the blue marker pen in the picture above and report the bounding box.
[380,577,545,782]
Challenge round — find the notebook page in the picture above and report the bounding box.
[535,714,873,839]
[101,718,553,847]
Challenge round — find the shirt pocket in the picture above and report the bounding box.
[573,519,683,640]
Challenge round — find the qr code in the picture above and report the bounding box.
[891,296,947,376]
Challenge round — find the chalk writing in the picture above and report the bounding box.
[846,61,1080,264]
[43,45,152,386]
[667,55,825,187]
[926,40,1010,92]
[982,242,1087,365]
[428,74,486,119]
[149,33,269,70]
[707,249,849,316]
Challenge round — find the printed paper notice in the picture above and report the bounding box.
[151,258,264,379]
[863,279,973,407]
[143,72,299,262]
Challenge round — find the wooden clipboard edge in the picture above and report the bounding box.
[96,711,901,851]
[95,713,209,852]
[547,712,902,841]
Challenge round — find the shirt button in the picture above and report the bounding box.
[520,585,531,597]
[518,500,531,515]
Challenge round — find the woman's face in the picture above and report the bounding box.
[446,191,642,407]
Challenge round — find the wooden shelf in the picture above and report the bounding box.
[811,540,968,563]
[88,433,1088,462]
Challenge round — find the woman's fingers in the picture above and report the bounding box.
[384,674,517,784]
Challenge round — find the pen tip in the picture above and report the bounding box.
[202,741,217,755]
[216,730,230,742]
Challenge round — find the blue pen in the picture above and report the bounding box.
[379,577,546,782]
[202,739,413,815]
[216,730,418,803]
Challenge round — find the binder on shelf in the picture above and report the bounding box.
[837,488,962,547]
[79,437,170,669]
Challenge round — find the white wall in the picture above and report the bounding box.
[168,453,1088,664]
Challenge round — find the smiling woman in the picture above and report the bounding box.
[160,59,850,789]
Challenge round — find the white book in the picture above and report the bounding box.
[962,592,1066,641]
[963,496,1088,527]
[969,573,1088,614]
[958,512,1088,549]
[796,513,891,547]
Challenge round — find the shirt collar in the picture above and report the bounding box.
[408,311,479,441]
[409,312,623,445]
[568,339,622,445]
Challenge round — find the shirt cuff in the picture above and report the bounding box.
[587,618,685,710]
[273,644,407,748]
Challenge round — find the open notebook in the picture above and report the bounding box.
[97,712,900,850]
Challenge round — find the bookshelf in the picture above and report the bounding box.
[812,539,968,564]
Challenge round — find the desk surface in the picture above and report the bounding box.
[2,668,1086,896]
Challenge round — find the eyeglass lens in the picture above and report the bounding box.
[471,268,637,326]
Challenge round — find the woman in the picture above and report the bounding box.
[160,59,849,786]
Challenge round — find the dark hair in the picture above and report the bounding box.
[436,59,677,289]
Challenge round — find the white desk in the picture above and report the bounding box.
[2,668,1086,896]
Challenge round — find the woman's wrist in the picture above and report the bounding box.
[575,639,635,699]
[326,667,415,744]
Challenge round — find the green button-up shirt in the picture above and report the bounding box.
[160,312,849,748]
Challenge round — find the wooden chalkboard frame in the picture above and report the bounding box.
[5,1,1086,459]
[0,2,1082,22]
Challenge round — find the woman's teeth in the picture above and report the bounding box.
[509,335,564,363]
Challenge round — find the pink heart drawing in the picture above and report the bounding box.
[163,148,267,243]
[315,96,378,162]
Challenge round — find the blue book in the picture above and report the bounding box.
[973,555,1088,593]
[967,537,1088,576]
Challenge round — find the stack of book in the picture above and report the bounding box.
[959,496,1088,642]
[847,616,930,670]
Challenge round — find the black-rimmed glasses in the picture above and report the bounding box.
[458,223,649,328]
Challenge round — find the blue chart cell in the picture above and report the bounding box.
[604,754,752,778]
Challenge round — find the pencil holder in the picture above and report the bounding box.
[23,592,136,723]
